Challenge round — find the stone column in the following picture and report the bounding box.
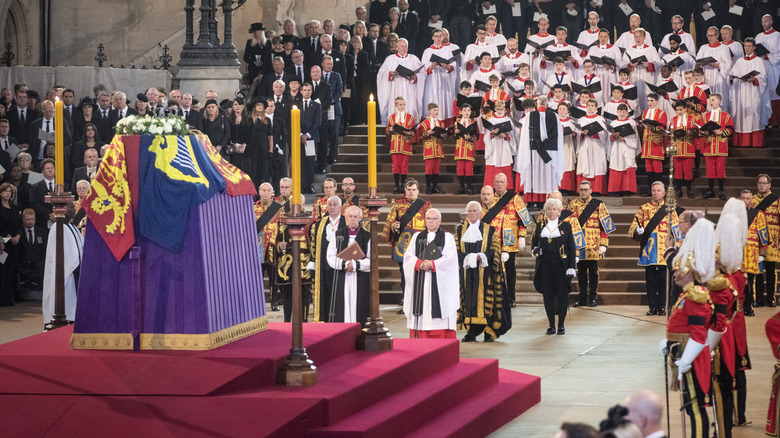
[196,0,211,47]
[184,0,195,47]
[222,0,234,49]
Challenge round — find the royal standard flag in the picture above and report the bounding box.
[196,134,256,196]
[82,136,135,261]
[137,135,226,252]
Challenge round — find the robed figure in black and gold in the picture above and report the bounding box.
[532,198,577,335]
[456,201,508,343]
[276,216,312,323]
[308,195,347,323]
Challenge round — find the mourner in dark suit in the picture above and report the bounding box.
[370,0,398,25]
[108,92,137,131]
[397,1,420,53]
[308,35,348,80]
[322,60,343,164]
[7,91,39,149]
[257,57,294,99]
[70,148,99,194]
[0,118,15,173]
[178,93,203,131]
[532,198,577,335]
[266,97,288,192]
[28,101,73,172]
[308,66,332,175]
[285,50,309,85]
[17,208,47,287]
[29,158,56,230]
[300,83,322,194]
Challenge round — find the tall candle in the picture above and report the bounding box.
[367,95,377,189]
[54,98,64,186]
[291,105,301,206]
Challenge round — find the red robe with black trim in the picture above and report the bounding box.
[386,111,416,155]
[640,107,668,159]
[701,109,733,156]
[417,117,445,160]
[670,114,696,157]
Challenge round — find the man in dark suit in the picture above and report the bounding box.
[363,23,391,116]
[0,118,15,173]
[285,49,309,86]
[309,65,332,175]
[282,19,301,49]
[266,97,289,192]
[108,91,136,129]
[308,35,348,80]
[7,90,39,152]
[178,93,203,130]
[370,0,398,25]
[95,92,114,142]
[29,158,56,230]
[301,24,322,59]
[28,101,73,172]
[398,0,421,54]
[70,148,99,194]
[321,56,344,164]
[257,56,294,99]
[17,208,47,288]
[300,83,321,194]
[62,88,76,129]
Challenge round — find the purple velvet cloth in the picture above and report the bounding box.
[74,193,265,337]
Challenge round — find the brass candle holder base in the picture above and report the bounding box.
[357,187,393,352]
[45,185,75,331]
[277,205,318,386]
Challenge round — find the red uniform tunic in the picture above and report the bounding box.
[670,114,696,180]
[641,107,668,173]
[417,117,445,175]
[701,109,733,179]
[453,118,476,176]
[386,111,416,175]
[678,84,708,154]
[667,283,712,396]
[708,273,737,378]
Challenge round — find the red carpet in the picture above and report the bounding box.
[0,324,540,437]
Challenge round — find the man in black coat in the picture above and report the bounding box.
[300,83,322,194]
[266,96,289,192]
[27,101,73,172]
[179,93,203,131]
[94,92,114,142]
[308,35,348,82]
[29,158,56,229]
[0,118,15,173]
[108,91,136,129]
[257,56,294,99]
[363,24,391,119]
[309,65,332,176]
[7,90,39,151]
[285,49,309,85]
[70,148,99,194]
[17,208,47,288]
[370,0,398,25]
[398,0,421,54]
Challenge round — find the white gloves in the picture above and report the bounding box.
[760,256,765,263]
[566,268,576,277]
[478,253,488,267]
[501,252,510,262]
[658,339,668,354]
[518,238,526,249]
[636,226,645,235]
[599,245,607,255]
[575,256,579,264]
[675,339,706,380]
[707,329,724,352]
[463,253,476,269]
[306,261,316,271]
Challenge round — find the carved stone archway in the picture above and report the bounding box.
[1,0,31,66]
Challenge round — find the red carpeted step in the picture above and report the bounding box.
[261,338,461,425]
[0,323,361,396]
[406,368,541,438]
[306,358,498,438]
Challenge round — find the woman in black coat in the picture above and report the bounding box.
[201,100,231,154]
[228,97,254,178]
[532,198,576,335]
[71,123,105,172]
[249,99,273,186]
[243,23,270,85]
[350,36,371,125]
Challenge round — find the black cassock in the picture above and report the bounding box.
[532,220,576,327]
[329,226,371,324]
[455,222,509,339]
[309,215,347,323]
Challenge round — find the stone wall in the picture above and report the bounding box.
[2,0,369,71]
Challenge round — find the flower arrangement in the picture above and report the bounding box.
[114,115,191,136]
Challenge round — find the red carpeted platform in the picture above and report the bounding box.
[0,323,540,437]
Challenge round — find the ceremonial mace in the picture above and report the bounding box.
[357,96,393,351]
[46,98,75,331]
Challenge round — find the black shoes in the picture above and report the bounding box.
[769,301,777,308]
[702,191,715,199]
[393,186,402,194]
[719,192,727,200]
[573,301,585,308]
[588,300,597,307]
[646,309,657,316]
[657,308,666,316]
[754,301,765,308]
[557,327,565,335]
[484,336,494,342]
[461,334,477,342]
[745,309,755,317]
[546,327,556,335]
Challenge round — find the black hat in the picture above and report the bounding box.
[339,24,351,31]
[205,99,219,108]
[136,92,148,103]
[281,34,295,44]
[220,99,232,110]
[76,97,98,111]
[249,22,265,33]
[287,76,301,84]
[250,98,268,109]
[669,34,681,44]
[192,98,200,105]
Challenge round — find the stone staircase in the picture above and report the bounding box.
[315,125,780,306]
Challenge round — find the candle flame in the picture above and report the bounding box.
[370,94,374,102]
[292,105,298,110]
[55,96,60,102]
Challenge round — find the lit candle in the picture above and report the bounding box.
[54,98,64,187]
[367,95,377,189]
[291,105,301,206]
